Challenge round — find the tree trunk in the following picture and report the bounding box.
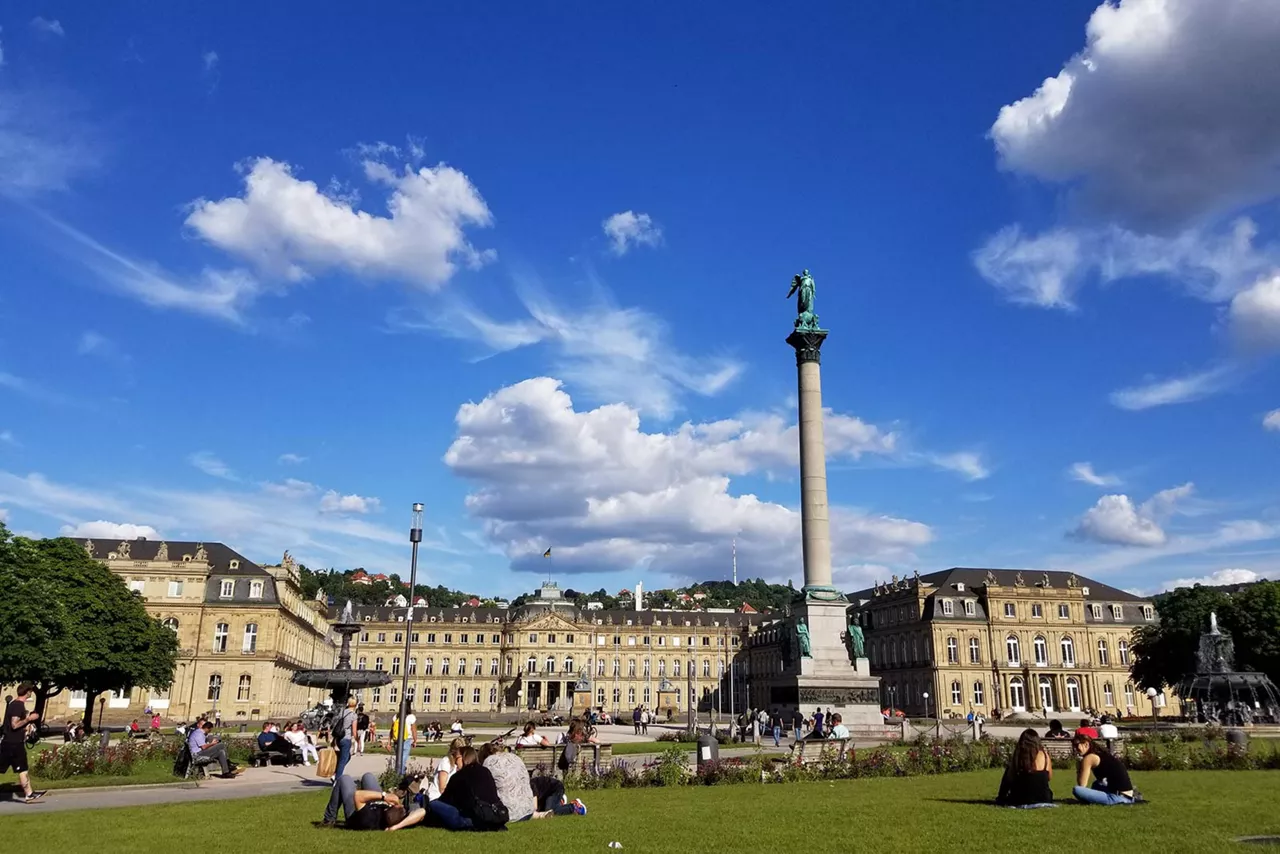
[82,690,101,734]
[32,682,62,727]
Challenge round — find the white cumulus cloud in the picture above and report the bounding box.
[1264,409,1280,432]
[1229,272,1280,351]
[1164,567,1265,591]
[991,0,1280,228]
[277,453,307,465]
[1070,482,1194,547]
[319,491,381,515]
[443,378,933,581]
[1070,462,1122,488]
[59,520,160,540]
[30,17,64,36]
[602,211,662,255]
[186,155,494,288]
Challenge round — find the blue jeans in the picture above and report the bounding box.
[772,726,781,746]
[400,739,413,769]
[1073,786,1133,805]
[428,799,474,830]
[324,771,380,823]
[334,737,352,780]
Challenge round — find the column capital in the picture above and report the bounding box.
[786,329,828,365]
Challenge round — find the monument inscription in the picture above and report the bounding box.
[799,686,879,706]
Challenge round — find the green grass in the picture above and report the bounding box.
[3,770,1278,852]
[1,758,183,791]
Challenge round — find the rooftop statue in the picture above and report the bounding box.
[787,269,823,332]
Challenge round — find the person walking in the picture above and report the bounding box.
[398,701,417,770]
[356,705,370,755]
[632,706,641,735]
[2,684,45,803]
[770,710,782,747]
[333,697,358,781]
[640,707,649,735]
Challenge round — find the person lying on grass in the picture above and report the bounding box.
[320,771,415,830]
[1072,732,1141,805]
[995,729,1055,809]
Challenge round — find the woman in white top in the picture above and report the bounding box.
[284,722,319,765]
[449,718,464,736]
[426,738,467,801]
[515,723,551,747]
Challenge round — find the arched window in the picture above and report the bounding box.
[424,657,434,675]
[408,657,417,676]
[596,659,605,676]
[546,656,556,674]
[1033,636,1048,665]
[950,680,961,705]
[911,637,919,663]
[702,658,711,678]
[439,657,448,675]
[490,687,498,705]
[613,687,621,705]
[1009,676,1026,709]
[456,686,465,705]
[1066,677,1081,710]
[658,659,666,677]
[597,687,605,705]
[505,656,512,676]
[1038,676,1054,710]
[627,687,636,705]
[1103,682,1114,706]
[1060,636,1075,666]
[357,656,367,670]
[643,687,651,705]
[213,622,229,653]
[968,637,981,664]
[1006,635,1021,665]
[375,656,385,672]
[564,656,574,674]
[490,658,499,676]
[900,640,908,664]
[207,673,222,701]
[1097,639,1109,666]
[642,658,651,678]
[972,680,985,706]
[946,637,958,664]
[391,656,402,676]
[672,659,682,677]
[1118,639,1130,665]
[1123,682,1135,708]
[237,674,252,701]
[628,658,636,677]
[526,655,536,674]
[472,687,481,704]
[613,657,621,676]
[162,617,179,634]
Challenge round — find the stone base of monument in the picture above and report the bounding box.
[773,600,883,729]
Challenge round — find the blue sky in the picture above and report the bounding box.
[1,1,1278,599]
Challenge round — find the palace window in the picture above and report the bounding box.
[1066,677,1081,710]
[207,674,222,701]
[1031,604,1043,618]
[946,637,958,664]
[505,657,513,676]
[492,634,501,644]
[1111,605,1124,620]
[1124,683,1135,708]
[406,685,415,704]
[613,658,621,677]
[411,632,419,644]
[163,617,179,634]
[644,636,651,646]
[702,659,711,678]
[968,637,981,664]
[1091,604,1103,620]
[423,687,431,705]
[1009,676,1026,709]
[613,636,621,646]
[1097,640,1109,666]
[490,658,499,676]
[358,656,367,670]
[964,600,976,617]
[613,687,622,705]
[456,658,466,675]
[490,687,498,705]
[547,633,556,645]
[220,580,234,599]
[1142,606,1154,621]
[375,657,384,672]
[1033,636,1048,666]
[950,681,961,706]
[1058,604,1070,619]
[658,659,667,677]
[673,659,682,677]
[249,580,264,599]
[628,637,636,646]
[941,599,954,617]
[546,656,556,674]
[972,681,984,706]
[377,632,386,643]
[128,578,145,594]
[564,656,575,674]
[1103,682,1114,706]
[428,633,437,644]
[371,687,380,704]
[597,687,605,705]
[361,632,369,643]
[596,659,606,677]
[643,659,651,678]
[473,659,483,676]
[168,580,184,598]
[628,659,636,677]
[242,623,258,654]
[1005,635,1020,666]
[444,633,452,644]
[456,686,465,705]
[566,634,574,644]
[408,657,417,676]
[628,687,636,705]
[394,632,404,644]
[472,688,481,704]
[459,633,468,644]
[441,658,451,675]
[1118,639,1130,665]
[213,622,229,653]
[391,657,401,676]
[526,656,536,674]
[643,687,651,704]
[237,674,252,701]
[1004,603,1016,618]
[424,657,433,675]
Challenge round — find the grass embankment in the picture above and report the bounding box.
[4,770,1278,853]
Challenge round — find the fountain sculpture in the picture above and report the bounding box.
[292,600,393,711]
[1180,611,1280,725]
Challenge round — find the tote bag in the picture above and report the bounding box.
[316,746,337,778]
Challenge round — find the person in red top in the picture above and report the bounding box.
[1076,718,1100,739]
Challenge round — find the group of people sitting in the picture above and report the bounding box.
[321,732,589,832]
[996,726,1142,808]
[255,721,322,766]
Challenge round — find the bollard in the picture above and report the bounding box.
[695,730,720,773]
[99,729,111,750]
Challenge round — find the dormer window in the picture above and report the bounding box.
[1142,605,1154,621]
[248,580,263,599]
[229,559,241,570]
[1091,604,1103,620]
[941,599,954,617]
[219,580,234,599]
[963,600,976,617]
[1111,605,1124,620]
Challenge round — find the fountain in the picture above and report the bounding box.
[292,600,393,711]
[1180,611,1280,725]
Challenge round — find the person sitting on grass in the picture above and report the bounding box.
[515,722,551,747]
[187,720,243,778]
[427,737,468,801]
[479,741,586,821]
[320,770,413,830]
[995,729,1055,809]
[403,746,508,831]
[1072,733,1140,805]
[1044,719,1071,740]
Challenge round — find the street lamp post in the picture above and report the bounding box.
[923,691,931,722]
[1146,687,1159,736]
[395,503,424,776]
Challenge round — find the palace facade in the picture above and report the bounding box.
[846,568,1162,719]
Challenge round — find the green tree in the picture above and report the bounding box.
[0,528,178,731]
[1221,581,1280,685]
[1130,584,1231,691]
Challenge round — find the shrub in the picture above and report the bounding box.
[33,739,175,780]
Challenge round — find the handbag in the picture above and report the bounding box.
[316,746,337,778]
[471,798,510,830]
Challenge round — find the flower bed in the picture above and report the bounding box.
[33,738,181,780]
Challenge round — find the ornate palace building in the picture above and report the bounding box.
[846,568,1161,719]
[34,538,333,724]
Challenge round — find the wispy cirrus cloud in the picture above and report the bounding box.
[1069,461,1122,488]
[188,451,237,481]
[1109,364,1237,411]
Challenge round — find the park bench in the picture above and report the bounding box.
[514,743,613,774]
[249,746,303,767]
[1041,738,1075,761]
[780,738,851,765]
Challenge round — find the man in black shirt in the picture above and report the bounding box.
[3,684,45,803]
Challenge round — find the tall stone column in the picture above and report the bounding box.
[786,328,839,600]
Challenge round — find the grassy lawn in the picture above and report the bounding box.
[0,759,183,792]
[3,770,1278,852]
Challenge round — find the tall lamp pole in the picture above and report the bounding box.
[395,502,424,776]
